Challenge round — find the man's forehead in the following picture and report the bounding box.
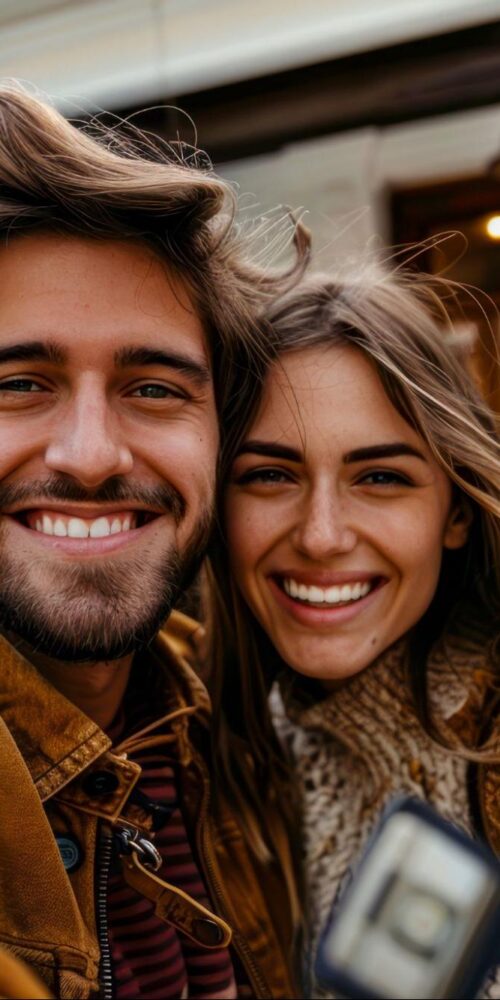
[0,232,203,324]
[0,233,212,372]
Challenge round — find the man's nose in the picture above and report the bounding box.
[44,382,133,487]
[291,482,357,560]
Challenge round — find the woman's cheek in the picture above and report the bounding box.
[227,502,263,566]
[226,498,276,601]
[381,503,449,599]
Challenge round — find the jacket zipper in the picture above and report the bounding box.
[193,756,272,999]
[97,828,114,1000]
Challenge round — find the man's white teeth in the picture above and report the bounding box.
[283,578,372,605]
[32,513,136,537]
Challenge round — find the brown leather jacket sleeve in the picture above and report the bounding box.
[0,948,51,999]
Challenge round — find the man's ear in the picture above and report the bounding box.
[443,496,473,550]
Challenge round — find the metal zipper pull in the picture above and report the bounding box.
[114,825,232,949]
[114,826,162,871]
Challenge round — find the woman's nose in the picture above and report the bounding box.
[291,484,357,560]
[44,383,133,487]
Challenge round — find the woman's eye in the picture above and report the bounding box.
[235,468,293,486]
[359,470,412,487]
[0,378,44,393]
[129,384,183,400]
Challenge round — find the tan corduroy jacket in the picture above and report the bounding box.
[0,613,298,999]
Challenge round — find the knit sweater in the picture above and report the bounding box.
[271,637,500,999]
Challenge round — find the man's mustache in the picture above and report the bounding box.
[0,475,186,525]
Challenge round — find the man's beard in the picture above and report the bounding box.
[0,476,213,662]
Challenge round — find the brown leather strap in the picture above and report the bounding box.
[120,852,233,949]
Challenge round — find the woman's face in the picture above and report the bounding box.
[225,345,468,685]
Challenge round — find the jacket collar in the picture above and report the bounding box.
[0,612,211,806]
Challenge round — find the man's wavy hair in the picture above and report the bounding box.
[0,84,309,454]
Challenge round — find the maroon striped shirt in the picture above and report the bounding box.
[106,707,236,1000]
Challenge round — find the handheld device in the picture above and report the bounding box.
[315,797,500,999]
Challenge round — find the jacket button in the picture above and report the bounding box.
[81,769,120,796]
[192,918,225,947]
[56,835,84,873]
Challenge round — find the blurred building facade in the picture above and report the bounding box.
[2,0,500,403]
[3,1,500,262]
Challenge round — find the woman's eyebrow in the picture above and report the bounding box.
[235,440,302,461]
[344,442,426,463]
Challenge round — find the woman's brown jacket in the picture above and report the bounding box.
[0,614,298,999]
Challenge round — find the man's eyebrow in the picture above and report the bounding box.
[235,440,302,462]
[0,341,66,365]
[344,442,426,463]
[115,346,211,386]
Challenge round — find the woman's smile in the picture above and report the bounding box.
[267,571,387,625]
[226,344,467,684]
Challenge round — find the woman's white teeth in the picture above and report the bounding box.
[283,578,372,604]
[32,513,136,537]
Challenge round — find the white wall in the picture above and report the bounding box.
[3,1,500,264]
[1,0,500,112]
[220,103,500,266]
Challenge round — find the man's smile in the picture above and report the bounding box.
[28,510,138,538]
[3,504,164,555]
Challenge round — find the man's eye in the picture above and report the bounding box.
[130,384,182,399]
[0,378,44,393]
[359,470,412,486]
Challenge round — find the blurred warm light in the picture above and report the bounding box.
[485,215,500,239]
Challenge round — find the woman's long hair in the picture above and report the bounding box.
[207,266,500,857]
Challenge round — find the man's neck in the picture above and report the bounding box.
[6,633,133,730]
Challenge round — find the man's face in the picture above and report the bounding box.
[0,233,218,660]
